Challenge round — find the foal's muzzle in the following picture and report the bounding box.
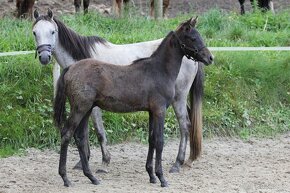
[192,47,214,66]
[35,44,52,65]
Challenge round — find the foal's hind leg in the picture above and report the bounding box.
[74,112,100,185]
[59,112,85,187]
[169,97,190,173]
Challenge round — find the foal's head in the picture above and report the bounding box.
[32,9,57,65]
[174,17,213,65]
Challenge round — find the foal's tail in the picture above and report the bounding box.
[186,62,204,165]
[53,67,69,129]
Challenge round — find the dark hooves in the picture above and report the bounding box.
[92,180,100,185]
[150,177,157,184]
[64,180,72,187]
[161,181,169,187]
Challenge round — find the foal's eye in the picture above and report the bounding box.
[190,37,196,41]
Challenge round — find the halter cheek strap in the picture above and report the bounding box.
[35,44,52,59]
[173,32,205,61]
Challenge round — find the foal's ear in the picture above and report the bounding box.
[34,9,39,19]
[47,8,53,19]
[190,16,198,28]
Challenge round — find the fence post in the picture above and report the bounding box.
[154,0,163,20]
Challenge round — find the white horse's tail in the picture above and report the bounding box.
[186,62,204,165]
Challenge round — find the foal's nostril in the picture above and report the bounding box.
[48,55,51,61]
[209,55,213,61]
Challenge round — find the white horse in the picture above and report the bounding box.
[32,9,213,173]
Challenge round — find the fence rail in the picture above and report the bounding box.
[0,47,290,57]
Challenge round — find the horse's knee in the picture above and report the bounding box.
[145,164,153,173]
[61,129,73,145]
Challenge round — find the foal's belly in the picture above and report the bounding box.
[95,96,148,113]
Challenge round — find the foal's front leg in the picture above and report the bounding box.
[146,112,157,184]
[153,110,168,187]
[146,110,168,187]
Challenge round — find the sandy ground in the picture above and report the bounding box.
[1,133,290,193]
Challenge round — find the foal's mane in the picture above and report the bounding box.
[33,15,107,60]
[150,31,175,57]
[132,31,175,64]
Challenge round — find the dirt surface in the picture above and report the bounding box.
[0,0,289,18]
[1,133,290,193]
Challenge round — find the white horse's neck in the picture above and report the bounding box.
[53,34,163,68]
[91,39,162,65]
[53,40,76,68]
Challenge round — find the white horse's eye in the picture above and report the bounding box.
[33,31,36,36]
[52,31,55,35]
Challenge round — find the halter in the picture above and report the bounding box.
[35,44,52,59]
[173,31,205,61]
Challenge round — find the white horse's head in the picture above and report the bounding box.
[32,9,57,65]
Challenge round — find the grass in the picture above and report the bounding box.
[0,8,290,157]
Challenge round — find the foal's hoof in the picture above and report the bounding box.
[64,180,72,187]
[169,165,180,173]
[73,161,82,170]
[92,179,100,185]
[161,181,169,187]
[150,177,157,184]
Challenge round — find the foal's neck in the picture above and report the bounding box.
[151,32,184,81]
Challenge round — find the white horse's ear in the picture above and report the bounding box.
[34,9,39,19]
[47,8,53,19]
[190,16,198,27]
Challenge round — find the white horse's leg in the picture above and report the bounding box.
[269,0,274,13]
[169,60,198,173]
[53,62,61,97]
[72,107,111,172]
[169,96,190,173]
[91,107,111,173]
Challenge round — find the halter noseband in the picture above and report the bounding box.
[173,31,205,61]
[35,44,52,59]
